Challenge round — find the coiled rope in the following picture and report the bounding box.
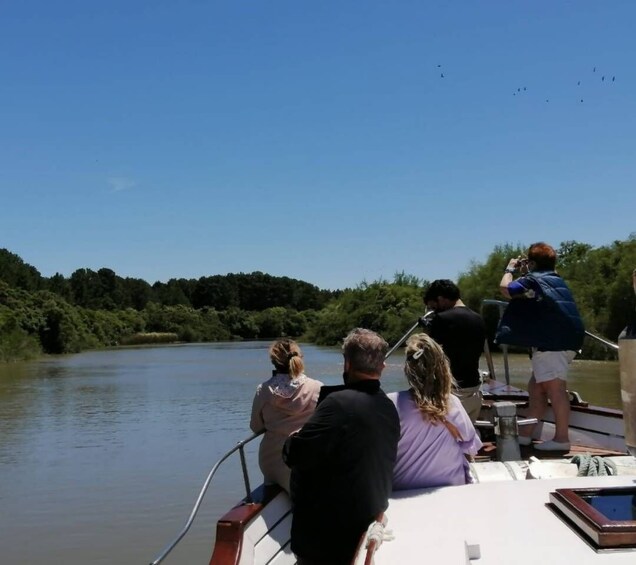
[570,453,617,476]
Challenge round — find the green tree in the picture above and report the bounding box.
[0,248,43,291]
[46,273,73,302]
[219,307,258,339]
[308,277,423,346]
[152,279,192,306]
[122,277,153,310]
[0,311,41,362]
[192,276,238,309]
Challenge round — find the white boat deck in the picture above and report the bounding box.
[375,475,636,565]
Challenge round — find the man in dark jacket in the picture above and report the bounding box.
[497,242,584,452]
[283,328,400,565]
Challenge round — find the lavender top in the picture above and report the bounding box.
[387,391,483,490]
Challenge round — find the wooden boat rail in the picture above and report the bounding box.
[149,431,264,565]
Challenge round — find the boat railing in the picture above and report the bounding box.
[481,299,619,386]
[149,430,264,565]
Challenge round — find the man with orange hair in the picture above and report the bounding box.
[497,242,585,451]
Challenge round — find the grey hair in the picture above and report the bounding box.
[342,328,388,374]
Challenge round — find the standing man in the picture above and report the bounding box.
[283,328,400,565]
[422,279,487,422]
[497,242,585,451]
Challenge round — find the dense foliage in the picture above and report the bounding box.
[307,273,427,346]
[1,237,635,362]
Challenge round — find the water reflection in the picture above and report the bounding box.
[0,343,623,564]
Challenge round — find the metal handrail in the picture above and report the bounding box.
[149,430,264,565]
[585,330,619,352]
[385,310,435,359]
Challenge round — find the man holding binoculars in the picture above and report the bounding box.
[497,242,585,451]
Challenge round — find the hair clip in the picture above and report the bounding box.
[412,349,424,360]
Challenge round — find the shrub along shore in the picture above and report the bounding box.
[1,237,635,363]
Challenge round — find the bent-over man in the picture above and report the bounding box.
[283,328,400,565]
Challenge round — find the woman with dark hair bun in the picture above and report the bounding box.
[388,333,482,490]
[250,339,322,492]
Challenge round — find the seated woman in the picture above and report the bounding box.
[388,333,482,490]
[250,339,322,493]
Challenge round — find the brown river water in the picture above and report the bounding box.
[0,342,621,564]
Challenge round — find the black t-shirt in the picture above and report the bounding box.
[429,306,486,388]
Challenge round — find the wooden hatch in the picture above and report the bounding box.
[549,486,636,551]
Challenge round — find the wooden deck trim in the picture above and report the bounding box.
[571,404,623,419]
[209,484,283,565]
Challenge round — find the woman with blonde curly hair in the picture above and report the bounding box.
[387,333,482,490]
[250,339,322,492]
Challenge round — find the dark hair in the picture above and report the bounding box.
[423,279,460,303]
[527,242,557,271]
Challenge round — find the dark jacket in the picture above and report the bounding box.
[283,379,400,564]
[496,271,585,351]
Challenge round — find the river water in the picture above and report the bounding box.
[0,342,621,564]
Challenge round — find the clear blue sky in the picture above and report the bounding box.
[2,1,634,290]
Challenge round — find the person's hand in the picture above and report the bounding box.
[418,314,433,328]
[504,257,519,275]
[418,310,435,328]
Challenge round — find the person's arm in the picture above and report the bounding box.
[249,385,265,433]
[283,396,344,470]
[499,257,521,298]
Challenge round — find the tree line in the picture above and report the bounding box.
[1,237,635,363]
[0,250,335,312]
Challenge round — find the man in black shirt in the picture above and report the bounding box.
[423,279,486,422]
[283,328,400,565]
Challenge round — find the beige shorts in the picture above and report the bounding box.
[454,385,482,423]
[531,350,576,383]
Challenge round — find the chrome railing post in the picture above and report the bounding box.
[481,299,511,386]
[239,444,253,502]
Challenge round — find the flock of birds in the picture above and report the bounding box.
[435,64,617,103]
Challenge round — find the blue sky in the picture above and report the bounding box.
[1,1,634,290]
